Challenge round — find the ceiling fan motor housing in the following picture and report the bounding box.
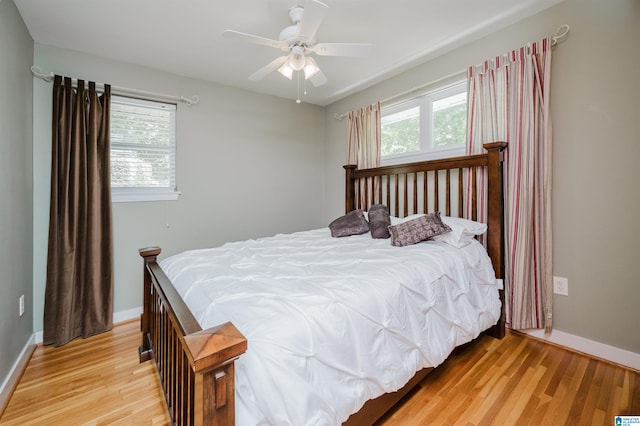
[288,6,304,24]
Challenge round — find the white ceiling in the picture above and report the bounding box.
[15,0,562,106]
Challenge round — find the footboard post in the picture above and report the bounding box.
[139,246,160,362]
[184,323,247,426]
[139,247,247,425]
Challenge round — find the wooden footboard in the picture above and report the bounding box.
[139,142,506,426]
[139,247,247,426]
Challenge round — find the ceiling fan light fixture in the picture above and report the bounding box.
[277,62,294,80]
[303,58,320,79]
[289,45,306,71]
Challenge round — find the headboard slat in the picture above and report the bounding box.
[458,168,464,217]
[402,174,408,217]
[433,171,439,212]
[445,169,451,217]
[471,167,478,222]
[423,172,428,213]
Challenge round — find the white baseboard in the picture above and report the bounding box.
[0,334,36,415]
[113,306,143,324]
[33,306,142,345]
[523,328,640,371]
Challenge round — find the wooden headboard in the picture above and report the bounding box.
[344,141,507,338]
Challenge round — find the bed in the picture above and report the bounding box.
[138,142,507,425]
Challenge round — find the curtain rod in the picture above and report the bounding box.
[333,24,570,121]
[30,66,200,106]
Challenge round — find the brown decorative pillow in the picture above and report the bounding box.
[368,204,391,239]
[388,212,452,247]
[329,209,370,237]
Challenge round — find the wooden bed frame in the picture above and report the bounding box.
[138,142,507,426]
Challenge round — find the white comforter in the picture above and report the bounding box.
[160,228,501,426]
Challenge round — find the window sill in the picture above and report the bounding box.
[112,191,181,203]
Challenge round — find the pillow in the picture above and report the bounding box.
[328,209,370,237]
[367,204,391,239]
[388,212,451,247]
[390,213,425,225]
[432,216,488,248]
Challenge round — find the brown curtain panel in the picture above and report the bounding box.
[43,75,113,346]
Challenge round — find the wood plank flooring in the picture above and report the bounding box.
[378,330,639,425]
[0,320,170,425]
[1,319,638,425]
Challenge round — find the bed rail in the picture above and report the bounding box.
[139,247,247,426]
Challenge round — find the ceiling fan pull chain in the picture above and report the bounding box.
[296,71,301,103]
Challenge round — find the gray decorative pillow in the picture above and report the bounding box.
[329,209,370,237]
[368,204,391,239]
[388,212,452,247]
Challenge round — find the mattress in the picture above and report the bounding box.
[160,227,501,425]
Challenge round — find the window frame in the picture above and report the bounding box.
[381,80,467,166]
[110,95,179,203]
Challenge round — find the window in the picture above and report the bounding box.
[110,96,178,202]
[381,81,467,164]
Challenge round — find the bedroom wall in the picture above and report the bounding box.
[0,0,34,387]
[324,0,640,355]
[31,44,326,333]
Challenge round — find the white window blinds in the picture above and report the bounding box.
[110,96,178,202]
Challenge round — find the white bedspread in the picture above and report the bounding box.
[160,228,501,425]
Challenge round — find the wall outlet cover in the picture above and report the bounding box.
[553,276,569,296]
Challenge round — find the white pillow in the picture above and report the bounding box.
[432,215,487,248]
[389,213,425,225]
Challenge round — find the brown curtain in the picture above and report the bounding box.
[43,75,113,346]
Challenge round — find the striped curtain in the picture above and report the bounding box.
[346,102,381,208]
[466,38,553,331]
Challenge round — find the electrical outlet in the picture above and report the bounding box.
[553,276,569,296]
[19,295,25,316]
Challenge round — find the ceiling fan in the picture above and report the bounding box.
[222,0,373,90]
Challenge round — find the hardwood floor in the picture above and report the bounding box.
[1,320,638,425]
[0,320,170,426]
[377,331,639,425]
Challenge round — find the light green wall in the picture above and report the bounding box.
[0,0,34,384]
[31,44,326,332]
[324,0,640,354]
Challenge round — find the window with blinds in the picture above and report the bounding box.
[110,96,178,202]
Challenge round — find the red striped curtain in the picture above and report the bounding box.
[466,38,553,331]
[346,102,381,209]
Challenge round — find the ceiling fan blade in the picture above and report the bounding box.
[312,43,373,57]
[248,56,288,81]
[310,69,328,87]
[222,30,287,50]
[296,0,328,44]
